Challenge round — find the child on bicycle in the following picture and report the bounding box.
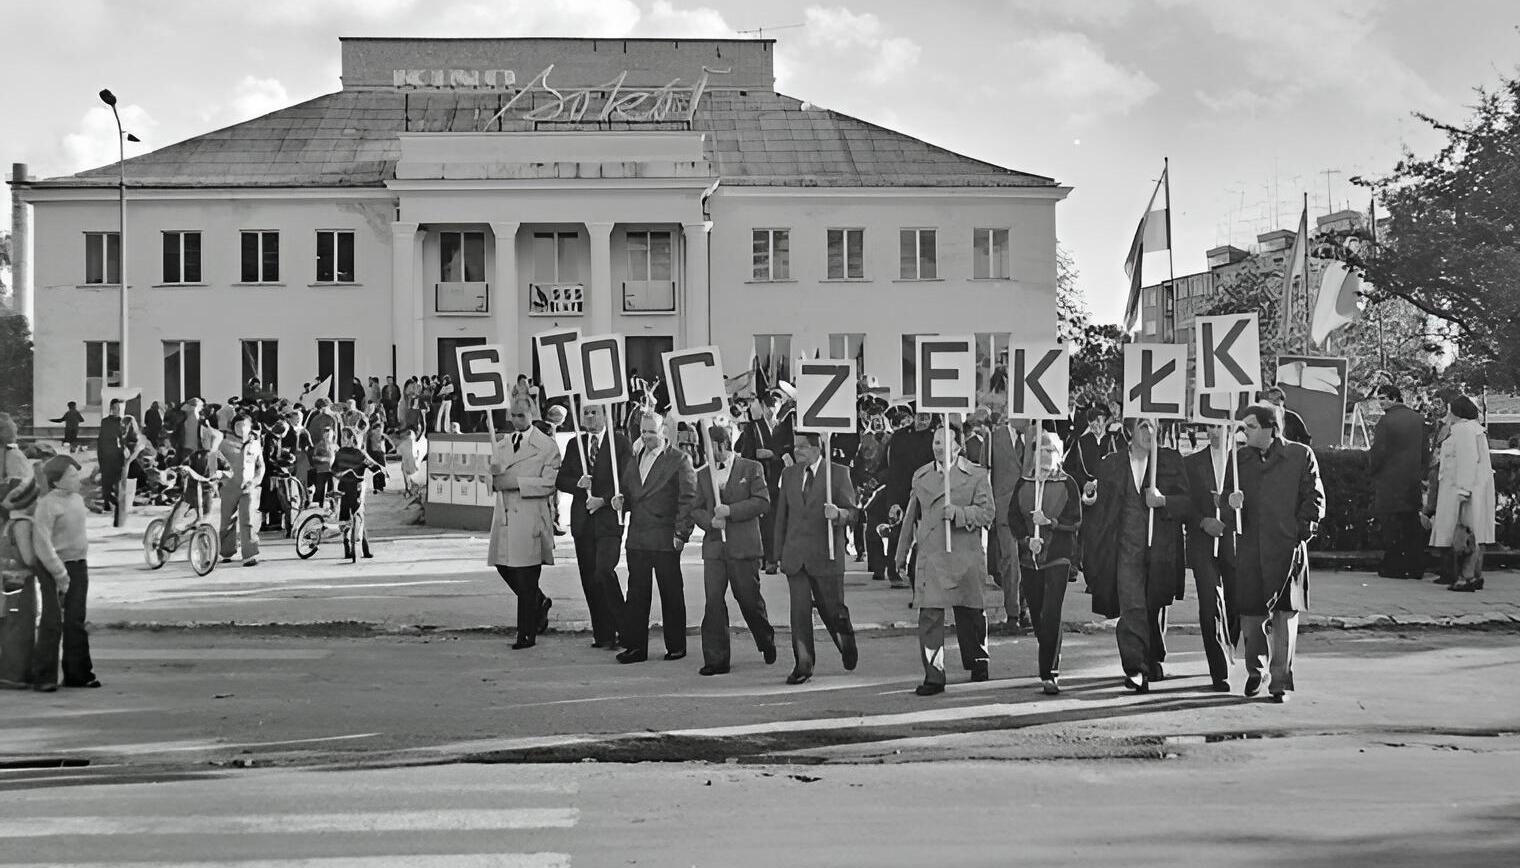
[333,427,383,559]
[165,427,231,536]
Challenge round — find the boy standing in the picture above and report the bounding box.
[31,455,98,691]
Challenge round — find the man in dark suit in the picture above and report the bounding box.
[691,424,777,675]
[556,403,633,650]
[612,412,697,664]
[96,398,141,514]
[1261,385,1312,446]
[1183,424,1242,691]
[774,431,859,685]
[988,417,1030,627]
[1368,385,1430,580]
[879,411,935,589]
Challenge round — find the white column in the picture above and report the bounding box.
[390,222,420,378]
[682,221,711,348]
[490,221,521,375]
[587,222,615,335]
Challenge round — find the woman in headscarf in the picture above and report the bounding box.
[1424,395,1494,592]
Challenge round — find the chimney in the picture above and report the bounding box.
[8,163,32,325]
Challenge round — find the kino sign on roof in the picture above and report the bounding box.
[393,64,729,125]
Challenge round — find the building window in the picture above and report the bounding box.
[440,231,486,282]
[316,230,356,283]
[532,232,580,283]
[975,333,1012,398]
[624,230,674,313]
[240,231,280,283]
[1143,319,1157,336]
[241,340,278,396]
[84,341,121,408]
[752,229,790,281]
[901,333,936,396]
[84,232,120,285]
[973,228,1010,279]
[899,229,937,280]
[162,340,202,406]
[828,333,865,374]
[826,229,864,280]
[162,231,203,284]
[317,339,356,402]
[753,334,792,389]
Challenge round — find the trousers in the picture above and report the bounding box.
[1020,564,1068,680]
[786,567,856,676]
[219,487,260,560]
[1242,611,1298,695]
[917,606,988,685]
[624,549,685,656]
[496,564,545,640]
[700,557,775,669]
[1377,511,1426,579]
[573,531,624,647]
[1190,546,1240,683]
[31,560,94,687]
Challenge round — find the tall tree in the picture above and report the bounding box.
[1068,323,1124,408]
[1055,244,1089,345]
[1356,68,1520,391]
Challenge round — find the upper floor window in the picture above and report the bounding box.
[162,231,202,284]
[440,231,486,282]
[240,231,280,283]
[624,230,674,313]
[973,228,1010,279]
[316,230,355,283]
[826,229,864,280]
[533,232,581,283]
[899,228,937,280]
[84,232,120,285]
[752,229,791,281]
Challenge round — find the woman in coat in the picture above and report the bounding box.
[1079,418,1190,693]
[1426,395,1494,592]
[1008,430,1082,695]
[894,425,996,696]
[1235,404,1325,702]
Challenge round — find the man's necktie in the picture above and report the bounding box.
[803,467,815,499]
[512,432,522,451]
[588,435,599,469]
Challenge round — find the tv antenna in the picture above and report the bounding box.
[737,23,805,38]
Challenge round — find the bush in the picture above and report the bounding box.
[1312,448,1520,550]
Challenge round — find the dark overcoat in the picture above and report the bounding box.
[1368,403,1428,514]
[1234,439,1325,614]
[1082,448,1191,619]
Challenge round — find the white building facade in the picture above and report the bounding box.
[13,37,1068,420]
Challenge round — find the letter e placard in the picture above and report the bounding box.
[1122,344,1187,420]
[796,360,857,433]
[534,327,582,398]
[662,346,727,420]
[915,335,975,414]
[456,344,511,411]
[1194,313,1261,394]
[1009,344,1069,421]
[573,333,629,405]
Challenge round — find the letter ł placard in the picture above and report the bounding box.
[662,346,727,420]
[574,333,628,405]
[456,344,511,411]
[1194,313,1261,394]
[914,335,975,414]
[796,360,857,433]
[533,327,582,398]
[1192,390,1253,425]
[1122,344,1187,420]
[1009,344,1069,421]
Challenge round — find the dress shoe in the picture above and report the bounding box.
[242,558,258,567]
[1434,574,1456,585]
[1449,579,1481,592]
[664,650,687,661]
[914,682,945,696]
[33,682,58,693]
[969,664,989,683]
[511,638,535,650]
[617,649,648,664]
[841,638,859,671]
[785,671,812,685]
[63,679,102,688]
[1041,678,1061,695]
[763,563,779,575]
[591,640,617,649]
[537,597,553,635]
[871,571,886,581]
[1211,679,1231,693]
[1148,662,1166,682]
[1270,692,1290,704]
[699,665,729,676]
[1244,674,1263,697]
[762,646,778,665]
[1123,673,1149,694]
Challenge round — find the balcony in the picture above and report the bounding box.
[529,282,585,316]
[436,281,489,315]
[622,280,676,315]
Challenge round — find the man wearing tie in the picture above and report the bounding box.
[774,432,859,685]
[488,398,563,649]
[691,424,777,675]
[555,404,632,650]
[612,412,697,664]
[1183,424,1243,692]
[988,417,1030,630]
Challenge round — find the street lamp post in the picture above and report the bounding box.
[98,89,138,393]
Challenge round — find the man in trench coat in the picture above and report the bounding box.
[488,398,563,649]
[1368,385,1429,580]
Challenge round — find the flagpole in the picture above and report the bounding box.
[1163,157,1177,303]
[1302,192,1311,355]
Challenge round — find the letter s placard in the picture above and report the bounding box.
[456,344,511,411]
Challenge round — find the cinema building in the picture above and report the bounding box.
[11,37,1068,420]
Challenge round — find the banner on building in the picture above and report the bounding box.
[1275,355,1350,446]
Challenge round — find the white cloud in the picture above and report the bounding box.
[802,6,922,84]
[230,76,291,123]
[1004,0,1139,27]
[1003,32,1158,124]
[634,1,734,38]
[60,104,158,175]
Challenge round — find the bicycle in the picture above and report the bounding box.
[293,467,373,563]
[142,468,221,577]
[273,474,309,538]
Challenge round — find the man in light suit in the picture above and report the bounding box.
[612,412,697,664]
[691,424,777,676]
[774,431,859,685]
[488,398,563,650]
[555,403,632,650]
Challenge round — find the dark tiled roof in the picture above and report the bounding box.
[43,90,1054,189]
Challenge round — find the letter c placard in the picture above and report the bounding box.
[662,346,727,421]
[796,360,857,434]
[456,344,511,411]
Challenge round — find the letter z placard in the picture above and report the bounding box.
[796,361,857,433]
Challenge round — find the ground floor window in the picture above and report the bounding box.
[84,341,121,408]
[753,334,792,392]
[317,339,355,403]
[163,340,202,406]
[242,339,278,397]
[828,333,866,375]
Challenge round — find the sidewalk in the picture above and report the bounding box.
[78,488,1520,634]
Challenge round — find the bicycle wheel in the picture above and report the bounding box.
[295,514,324,560]
[143,518,168,570]
[188,525,219,577]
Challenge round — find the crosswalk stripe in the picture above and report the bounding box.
[0,808,578,837]
[5,855,572,868]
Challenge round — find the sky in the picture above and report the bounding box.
[3,0,1517,324]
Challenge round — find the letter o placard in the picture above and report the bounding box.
[456,344,511,411]
[574,333,629,406]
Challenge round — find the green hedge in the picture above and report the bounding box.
[1311,448,1520,550]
